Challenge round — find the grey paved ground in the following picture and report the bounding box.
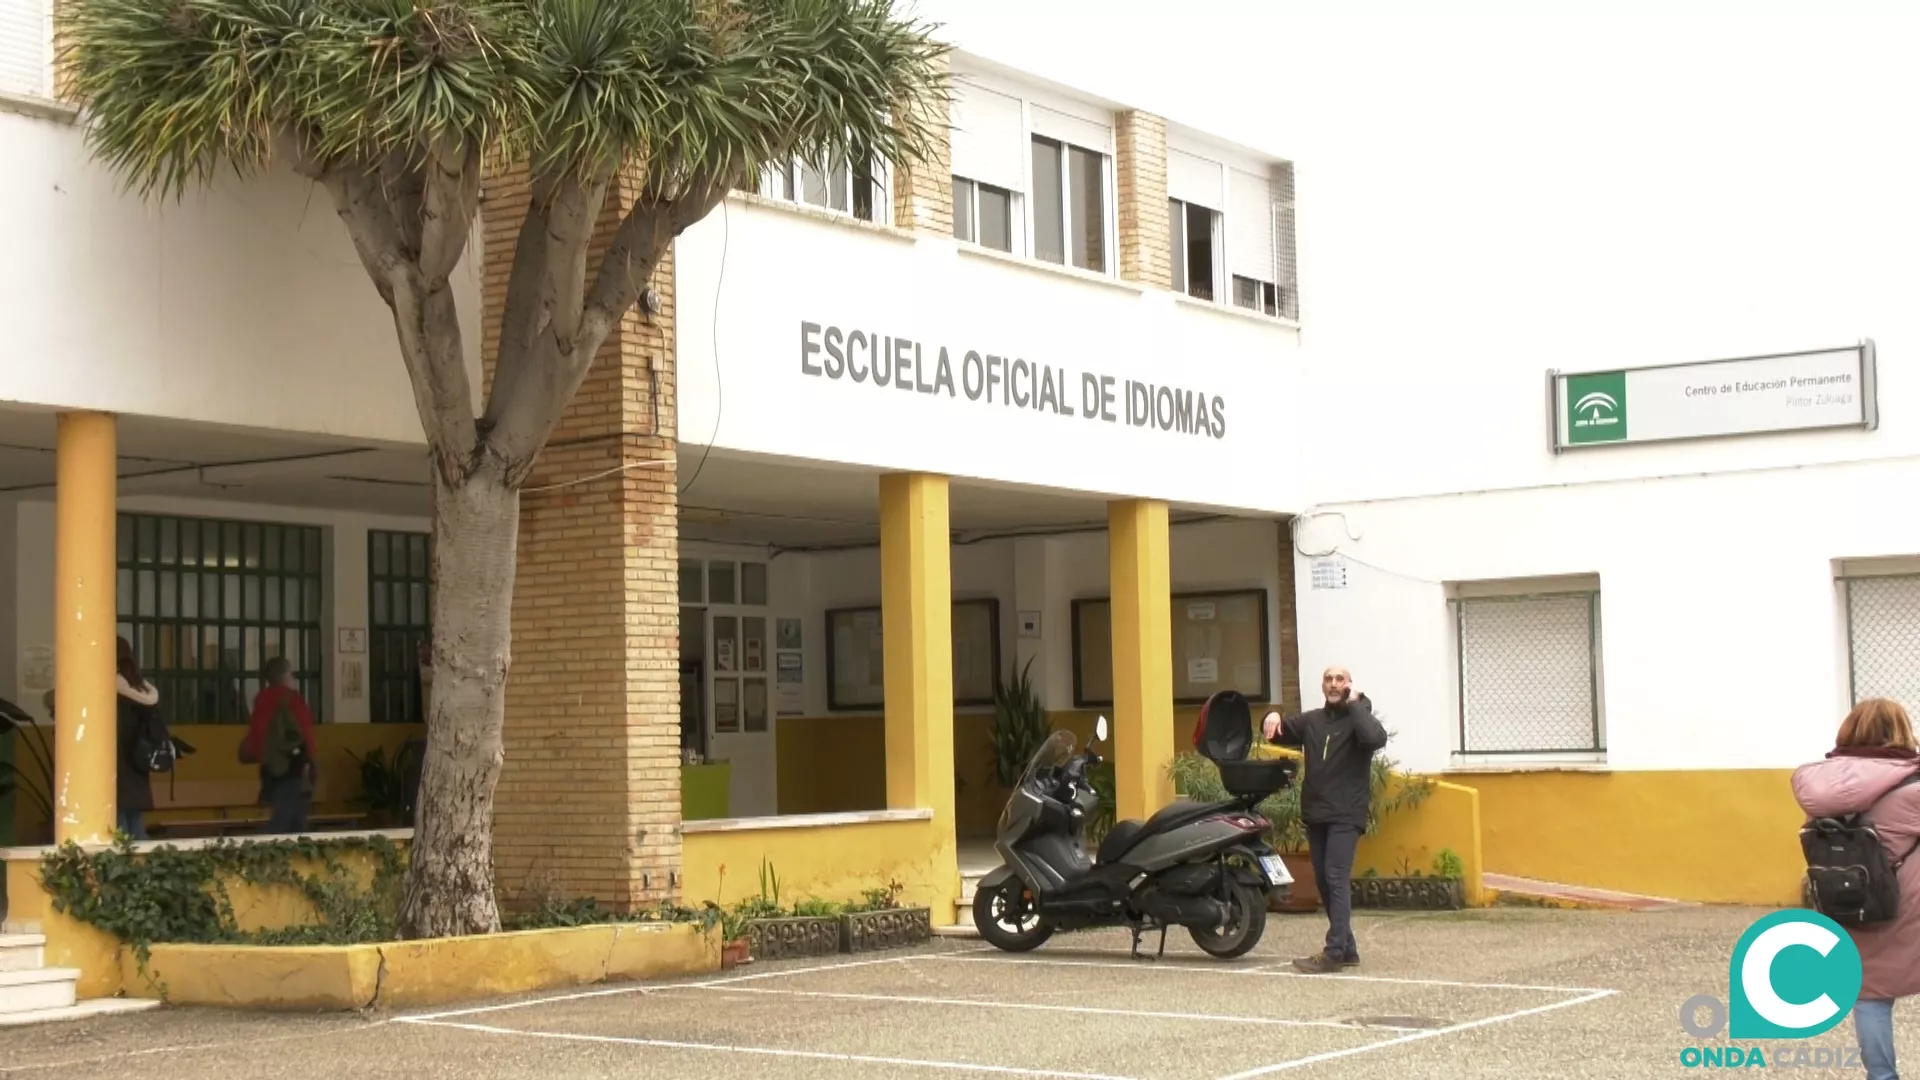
[3,905,1913,1078]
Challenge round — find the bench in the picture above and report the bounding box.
[143,776,367,839]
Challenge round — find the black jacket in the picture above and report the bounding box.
[1268,693,1388,828]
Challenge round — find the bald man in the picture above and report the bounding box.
[1262,665,1388,973]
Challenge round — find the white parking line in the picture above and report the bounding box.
[922,953,1611,996]
[680,984,1426,1033]
[397,954,924,1023]
[1210,989,1619,1079]
[405,1018,1144,1080]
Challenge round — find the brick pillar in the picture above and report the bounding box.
[1275,518,1302,715]
[1114,110,1172,289]
[483,161,682,912]
[892,54,954,235]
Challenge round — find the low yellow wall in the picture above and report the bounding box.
[1466,768,1804,905]
[682,816,954,920]
[1354,778,1487,903]
[3,834,407,999]
[123,923,715,1010]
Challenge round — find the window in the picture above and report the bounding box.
[1843,570,1920,717]
[1169,198,1222,302]
[115,513,325,724]
[1031,135,1110,273]
[952,175,1016,253]
[368,530,432,724]
[1070,590,1269,708]
[759,154,890,225]
[680,556,773,739]
[1,0,49,99]
[1223,163,1299,321]
[1452,585,1603,754]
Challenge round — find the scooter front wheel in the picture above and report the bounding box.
[1189,880,1267,960]
[972,878,1054,952]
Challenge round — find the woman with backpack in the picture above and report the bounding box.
[1791,697,1920,1080]
[114,635,162,841]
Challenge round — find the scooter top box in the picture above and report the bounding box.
[1215,757,1296,798]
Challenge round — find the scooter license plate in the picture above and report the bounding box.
[1258,855,1292,886]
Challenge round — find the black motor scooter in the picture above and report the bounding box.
[971,690,1297,960]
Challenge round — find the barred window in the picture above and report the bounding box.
[115,513,325,724]
[368,530,432,724]
[1455,590,1602,754]
[1844,572,1920,717]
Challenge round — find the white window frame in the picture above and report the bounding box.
[1,0,54,101]
[1026,131,1116,276]
[1444,574,1608,770]
[951,173,1024,255]
[757,151,895,227]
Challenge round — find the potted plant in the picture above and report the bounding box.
[347,743,424,828]
[838,879,931,953]
[735,860,843,961]
[1354,848,1467,910]
[989,657,1051,791]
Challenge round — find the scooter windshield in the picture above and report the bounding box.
[1016,729,1076,791]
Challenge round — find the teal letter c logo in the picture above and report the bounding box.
[1728,910,1863,1040]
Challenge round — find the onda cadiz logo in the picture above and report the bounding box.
[1565,371,1628,444]
[1676,910,1865,1069]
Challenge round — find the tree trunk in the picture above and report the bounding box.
[396,459,519,939]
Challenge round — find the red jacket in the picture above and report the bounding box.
[243,683,318,765]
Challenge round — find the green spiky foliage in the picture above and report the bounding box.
[55,0,948,940]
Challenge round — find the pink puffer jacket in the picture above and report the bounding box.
[1789,749,1920,1001]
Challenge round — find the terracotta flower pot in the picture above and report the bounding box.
[1269,851,1320,913]
[720,937,751,969]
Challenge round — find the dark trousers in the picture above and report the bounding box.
[1308,822,1361,960]
[263,777,311,835]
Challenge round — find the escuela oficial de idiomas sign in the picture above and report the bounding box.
[799,321,1229,439]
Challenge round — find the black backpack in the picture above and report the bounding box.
[1800,772,1920,926]
[129,701,177,775]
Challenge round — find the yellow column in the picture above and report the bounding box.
[54,411,118,845]
[878,472,958,922]
[1109,498,1174,824]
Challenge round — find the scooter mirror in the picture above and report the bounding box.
[1095,715,1109,743]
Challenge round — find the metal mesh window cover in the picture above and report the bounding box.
[1846,574,1920,717]
[1457,592,1601,753]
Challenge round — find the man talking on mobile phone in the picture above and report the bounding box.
[1262,665,1388,973]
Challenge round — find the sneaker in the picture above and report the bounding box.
[1291,950,1343,974]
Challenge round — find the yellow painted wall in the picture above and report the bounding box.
[681,817,952,916]
[1466,769,1805,905]
[1354,778,1487,903]
[9,723,423,839]
[4,838,407,999]
[777,707,1214,835]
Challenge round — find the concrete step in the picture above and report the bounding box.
[0,997,161,1028]
[1484,873,1695,913]
[1,920,42,937]
[0,967,79,1015]
[0,934,47,973]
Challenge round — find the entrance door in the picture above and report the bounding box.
[683,557,777,817]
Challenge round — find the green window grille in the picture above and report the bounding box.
[368,530,432,724]
[115,513,326,725]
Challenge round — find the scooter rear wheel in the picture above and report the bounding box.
[1189,880,1267,959]
[972,878,1054,952]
